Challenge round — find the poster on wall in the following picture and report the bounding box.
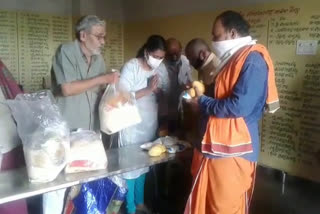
[240,3,320,182]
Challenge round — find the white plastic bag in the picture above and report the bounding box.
[99,84,141,134]
[65,130,107,173]
[43,189,67,214]
[6,91,70,183]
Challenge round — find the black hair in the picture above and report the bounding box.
[216,11,250,36]
[136,35,166,58]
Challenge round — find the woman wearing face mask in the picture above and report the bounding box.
[118,35,167,214]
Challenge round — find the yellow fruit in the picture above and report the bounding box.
[187,88,196,98]
[186,81,205,98]
[160,144,166,152]
[148,144,166,157]
[192,81,205,95]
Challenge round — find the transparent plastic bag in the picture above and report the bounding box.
[65,130,108,173]
[6,91,70,183]
[0,146,2,171]
[99,84,142,134]
[106,175,128,214]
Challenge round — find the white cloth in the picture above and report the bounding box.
[212,36,253,59]
[215,36,257,72]
[118,58,167,179]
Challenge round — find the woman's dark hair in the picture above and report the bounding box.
[216,11,250,37]
[136,35,166,58]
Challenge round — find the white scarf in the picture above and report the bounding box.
[213,36,257,72]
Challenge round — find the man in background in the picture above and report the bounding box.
[184,38,220,151]
[154,38,194,214]
[157,38,193,135]
[185,38,220,90]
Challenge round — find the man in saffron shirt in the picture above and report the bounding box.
[184,11,279,214]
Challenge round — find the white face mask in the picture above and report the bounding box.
[211,36,254,59]
[146,54,163,70]
[211,39,236,59]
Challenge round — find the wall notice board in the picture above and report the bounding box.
[0,11,124,92]
[242,2,320,182]
[124,0,320,182]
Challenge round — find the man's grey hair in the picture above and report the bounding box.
[75,15,105,40]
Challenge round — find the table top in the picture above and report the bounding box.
[0,144,176,204]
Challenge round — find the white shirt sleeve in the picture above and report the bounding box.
[156,62,170,94]
[119,59,136,92]
[178,55,193,85]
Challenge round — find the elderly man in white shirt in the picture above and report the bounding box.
[157,38,193,135]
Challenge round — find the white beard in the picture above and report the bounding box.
[84,42,102,56]
[91,47,101,56]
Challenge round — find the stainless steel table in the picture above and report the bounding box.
[0,144,176,204]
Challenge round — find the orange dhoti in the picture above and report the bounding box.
[185,149,256,214]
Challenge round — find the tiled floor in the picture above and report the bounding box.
[251,166,320,214]
[144,162,320,214]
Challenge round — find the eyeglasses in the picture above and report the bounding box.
[90,33,106,41]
